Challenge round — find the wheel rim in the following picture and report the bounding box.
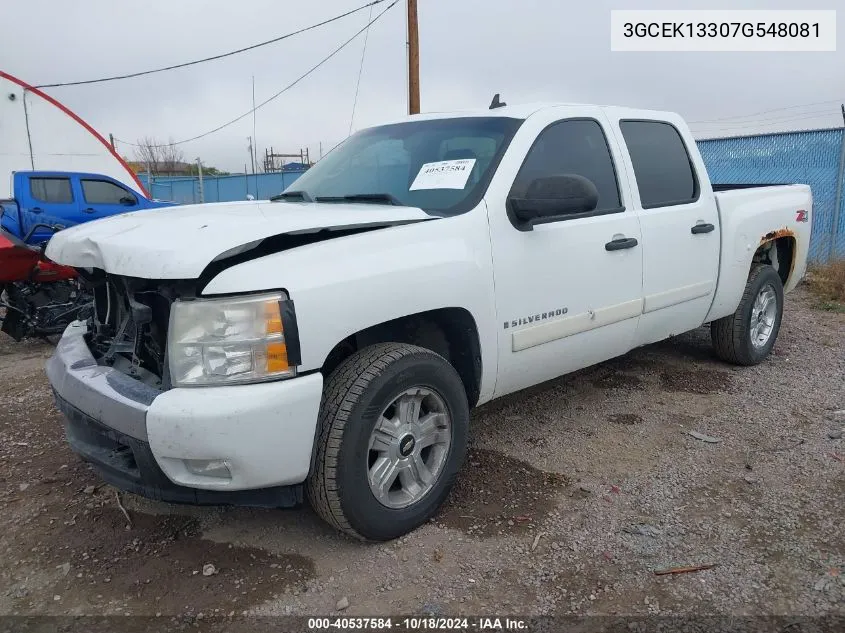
[367,387,452,509]
[750,283,778,349]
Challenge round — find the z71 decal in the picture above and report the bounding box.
[504,307,568,329]
[796,209,808,223]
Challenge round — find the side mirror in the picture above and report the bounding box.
[508,174,599,231]
[119,196,137,206]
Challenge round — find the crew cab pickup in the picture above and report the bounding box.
[43,103,812,541]
[1,171,175,244]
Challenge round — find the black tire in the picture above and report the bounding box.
[711,264,784,366]
[306,342,469,541]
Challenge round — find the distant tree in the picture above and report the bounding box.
[133,137,185,175]
[200,165,231,176]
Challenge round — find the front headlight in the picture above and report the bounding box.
[168,292,296,387]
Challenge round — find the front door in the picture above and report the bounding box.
[79,177,141,220]
[485,110,644,397]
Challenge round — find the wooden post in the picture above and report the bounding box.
[407,0,420,114]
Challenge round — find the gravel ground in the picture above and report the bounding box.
[0,286,843,620]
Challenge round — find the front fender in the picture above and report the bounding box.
[202,209,498,402]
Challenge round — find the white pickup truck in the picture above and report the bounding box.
[45,102,812,541]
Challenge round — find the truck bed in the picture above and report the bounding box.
[706,184,812,323]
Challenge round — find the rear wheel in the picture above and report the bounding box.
[711,264,784,365]
[307,343,469,541]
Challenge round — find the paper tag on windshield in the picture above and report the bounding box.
[409,159,476,191]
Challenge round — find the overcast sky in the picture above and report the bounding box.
[4,0,843,172]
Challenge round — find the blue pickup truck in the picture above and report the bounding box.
[1,171,175,244]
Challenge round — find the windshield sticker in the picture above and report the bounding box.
[409,159,477,191]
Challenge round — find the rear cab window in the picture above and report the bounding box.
[82,179,137,205]
[619,120,699,208]
[30,177,73,203]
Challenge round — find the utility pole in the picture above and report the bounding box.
[247,136,255,174]
[196,157,204,203]
[407,0,420,114]
[252,76,259,173]
[108,133,116,151]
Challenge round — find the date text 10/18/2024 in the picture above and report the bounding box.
[308,617,528,630]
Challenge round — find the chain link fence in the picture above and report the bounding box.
[698,128,845,262]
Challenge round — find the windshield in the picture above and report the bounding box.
[282,117,523,215]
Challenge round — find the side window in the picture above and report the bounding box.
[510,119,622,214]
[30,178,73,203]
[81,179,137,205]
[619,120,698,208]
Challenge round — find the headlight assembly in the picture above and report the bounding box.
[167,292,296,387]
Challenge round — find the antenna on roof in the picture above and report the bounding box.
[489,93,506,110]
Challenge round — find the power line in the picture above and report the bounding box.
[34,0,389,89]
[115,0,399,148]
[691,109,843,128]
[688,98,844,124]
[348,1,375,135]
[689,111,843,134]
[689,107,841,129]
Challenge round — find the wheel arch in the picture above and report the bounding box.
[754,233,796,289]
[320,307,483,408]
[706,230,797,323]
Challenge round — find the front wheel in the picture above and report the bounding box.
[307,343,469,541]
[711,264,784,366]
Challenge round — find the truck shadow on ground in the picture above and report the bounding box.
[435,448,567,538]
[476,326,735,425]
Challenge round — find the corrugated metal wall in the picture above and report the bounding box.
[138,171,305,205]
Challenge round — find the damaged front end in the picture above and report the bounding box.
[78,271,195,390]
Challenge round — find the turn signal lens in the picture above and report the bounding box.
[265,300,284,335]
[266,341,289,373]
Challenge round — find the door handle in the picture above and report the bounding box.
[31,207,42,214]
[605,237,638,251]
[83,207,97,214]
[691,223,715,234]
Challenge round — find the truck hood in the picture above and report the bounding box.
[45,200,433,279]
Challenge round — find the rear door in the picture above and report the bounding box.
[79,177,142,219]
[22,175,81,243]
[610,116,720,346]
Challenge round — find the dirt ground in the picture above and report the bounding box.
[0,286,843,623]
